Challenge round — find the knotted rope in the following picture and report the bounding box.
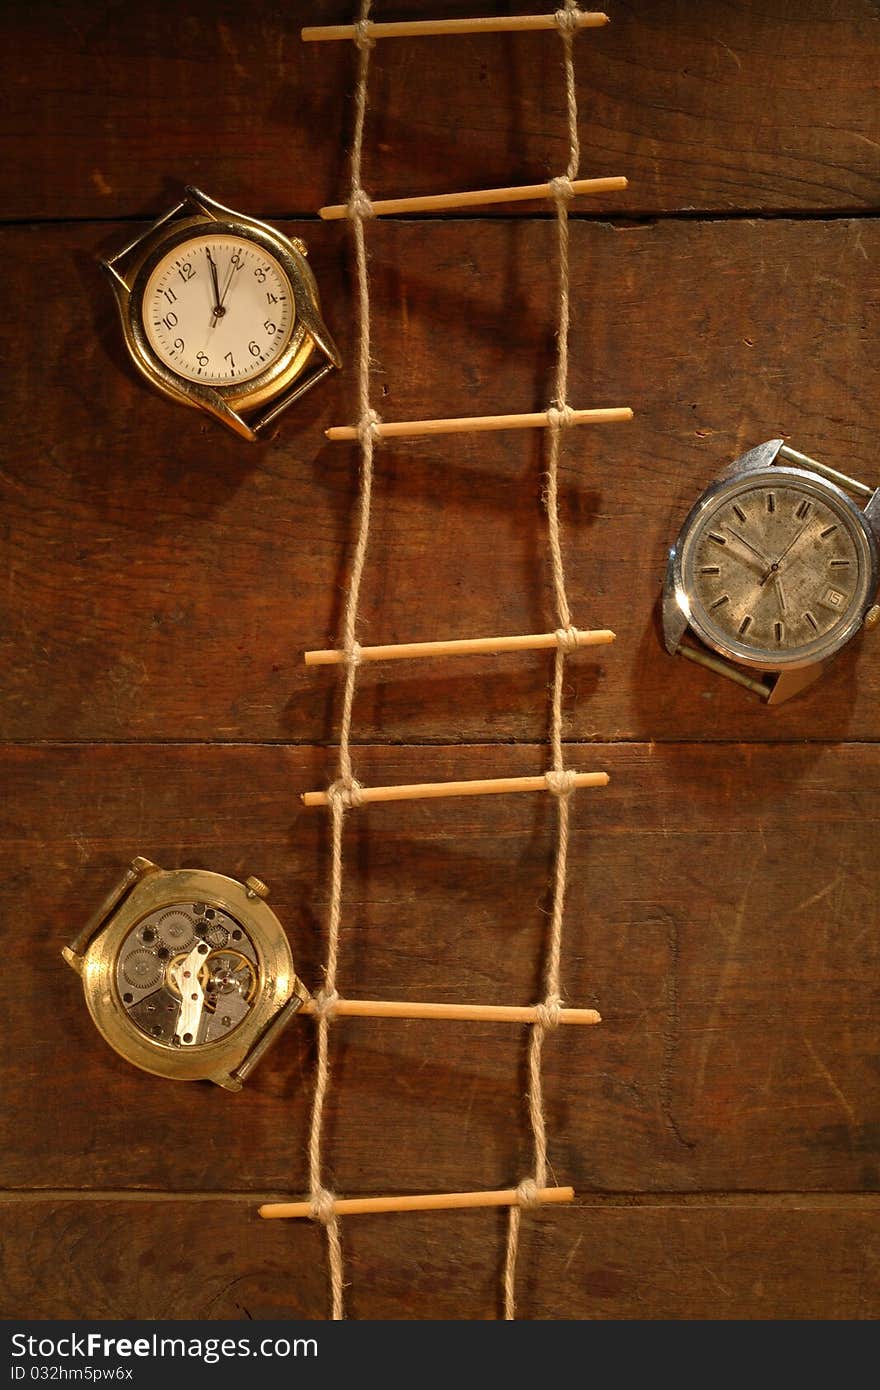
[503,0,587,1320]
[307,0,377,1322]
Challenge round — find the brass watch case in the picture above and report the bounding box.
[62,858,309,1090]
[103,187,341,441]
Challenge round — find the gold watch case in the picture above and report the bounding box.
[62,857,309,1090]
[102,187,342,441]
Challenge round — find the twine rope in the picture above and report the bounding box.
[503,0,585,1320]
[307,0,377,1322]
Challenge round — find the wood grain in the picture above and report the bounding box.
[4,742,879,1195]
[2,0,879,221]
[3,0,879,1324]
[2,217,879,745]
[2,1196,878,1319]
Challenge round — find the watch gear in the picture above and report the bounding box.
[121,948,162,989]
[156,909,196,951]
[203,922,229,949]
[202,949,257,1007]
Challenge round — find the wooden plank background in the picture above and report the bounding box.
[1,0,878,1320]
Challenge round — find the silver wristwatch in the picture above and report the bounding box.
[663,439,880,703]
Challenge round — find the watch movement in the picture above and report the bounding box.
[62,857,309,1089]
[663,439,880,702]
[102,187,341,440]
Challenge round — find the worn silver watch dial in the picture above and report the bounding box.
[116,902,259,1049]
[681,475,871,665]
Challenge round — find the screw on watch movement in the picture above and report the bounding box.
[663,439,880,703]
[102,187,341,441]
[62,858,309,1089]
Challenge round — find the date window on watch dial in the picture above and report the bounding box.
[822,587,847,611]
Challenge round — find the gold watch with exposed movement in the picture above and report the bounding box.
[663,439,880,703]
[102,186,341,440]
[62,858,309,1090]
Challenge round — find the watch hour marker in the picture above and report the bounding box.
[732,504,747,525]
[829,558,851,567]
[708,532,727,546]
[699,565,721,575]
[774,620,785,644]
[820,525,838,539]
[805,611,819,632]
[709,594,730,611]
[738,615,753,636]
[795,499,812,520]
[766,492,776,514]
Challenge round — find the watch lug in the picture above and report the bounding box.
[62,856,158,962]
[719,437,784,481]
[662,546,688,653]
[198,392,259,442]
[766,662,827,705]
[61,946,83,975]
[223,987,309,1089]
[183,185,224,220]
[215,1073,245,1092]
[296,295,343,370]
[863,489,880,541]
[252,361,336,434]
[101,257,131,296]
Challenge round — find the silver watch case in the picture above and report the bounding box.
[663,438,880,675]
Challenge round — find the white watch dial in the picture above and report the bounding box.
[142,233,295,385]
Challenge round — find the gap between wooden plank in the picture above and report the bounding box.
[3,1190,880,1209]
[4,738,880,749]
[0,208,878,230]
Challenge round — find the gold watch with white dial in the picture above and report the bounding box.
[102,186,341,441]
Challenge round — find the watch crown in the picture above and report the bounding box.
[863,604,880,632]
[245,875,270,900]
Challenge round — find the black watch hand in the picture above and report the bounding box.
[205,249,223,322]
[759,523,809,585]
[219,252,238,310]
[722,525,772,568]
